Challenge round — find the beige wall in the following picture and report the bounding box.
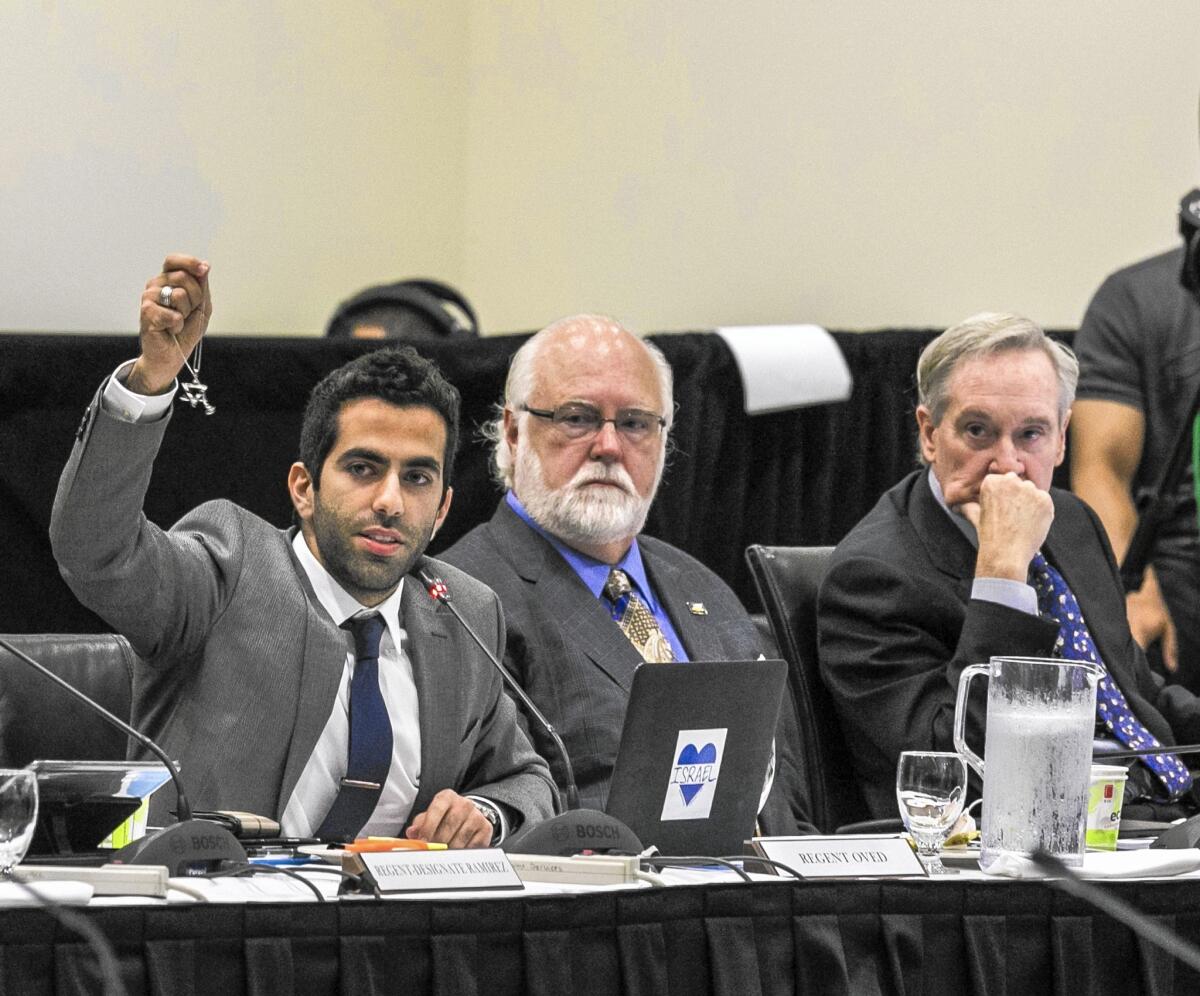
[0,2,469,334]
[1,2,1197,334]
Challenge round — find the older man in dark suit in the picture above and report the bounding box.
[818,313,1200,820]
[442,315,812,833]
[50,254,555,846]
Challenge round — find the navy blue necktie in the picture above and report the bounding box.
[315,613,393,840]
[1030,553,1192,800]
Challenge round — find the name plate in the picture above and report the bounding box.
[349,848,524,894]
[750,834,926,878]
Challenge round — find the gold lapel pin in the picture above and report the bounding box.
[686,602,708,616]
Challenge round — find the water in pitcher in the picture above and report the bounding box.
[979,697,1094,869]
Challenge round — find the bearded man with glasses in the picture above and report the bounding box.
[443,315,813,834]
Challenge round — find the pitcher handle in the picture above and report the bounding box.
[953,662,988,779]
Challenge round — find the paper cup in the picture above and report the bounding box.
[101,797,150,849]
[1085,764,1127,851]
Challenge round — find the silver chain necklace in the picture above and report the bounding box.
[175,337,215,415]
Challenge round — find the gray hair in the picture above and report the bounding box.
[483,314,675,490]
[917,312,1079,427]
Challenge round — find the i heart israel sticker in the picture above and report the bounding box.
[661,728,727,821]
[676,742,718,804]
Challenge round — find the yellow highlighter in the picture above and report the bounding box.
[368,836,448,850]
[347,837,448,853]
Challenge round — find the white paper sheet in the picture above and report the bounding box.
[0,880,93,906]
[713,324,852,415]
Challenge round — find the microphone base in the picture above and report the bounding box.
[114,820,247,876]
[501,809,643,856]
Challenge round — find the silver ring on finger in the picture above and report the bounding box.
[159,285,174,309]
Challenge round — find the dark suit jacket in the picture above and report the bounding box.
[442,500,815,834]
[49,389,557,829]
[817,470,1200,819]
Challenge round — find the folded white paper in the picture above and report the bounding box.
[714,325,852,414]
[0,880,94,906]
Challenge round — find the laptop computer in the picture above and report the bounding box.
[28,760,173,862]
[605,659,787,856]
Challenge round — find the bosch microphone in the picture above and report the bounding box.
[412,566,643,855]
[0,638,246,876]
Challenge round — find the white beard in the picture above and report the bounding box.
[514,441,656,548]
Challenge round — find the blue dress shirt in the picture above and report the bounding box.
[506,492,689,662]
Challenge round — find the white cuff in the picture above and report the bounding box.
[971,576,1039,616]
[101,360,176,423]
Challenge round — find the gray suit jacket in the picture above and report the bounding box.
[49,390,556,830]
[442,500,814,833]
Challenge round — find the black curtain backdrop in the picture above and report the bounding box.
[0,329,1074,634]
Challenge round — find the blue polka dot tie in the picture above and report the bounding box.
[1030,553,1192,800]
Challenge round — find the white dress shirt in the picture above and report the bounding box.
[281,533,422,837]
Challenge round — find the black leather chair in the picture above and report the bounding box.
[745,545,874,833]
[0,634,138,765]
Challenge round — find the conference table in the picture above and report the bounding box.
[5,865,1200,996]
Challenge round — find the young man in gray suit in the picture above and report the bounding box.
[50,254,555,846]
[442,315,813,833]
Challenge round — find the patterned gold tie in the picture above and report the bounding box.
[603,568,676,663]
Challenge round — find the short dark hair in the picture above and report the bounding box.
[298,346,460,490]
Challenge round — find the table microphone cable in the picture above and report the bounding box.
[642,855,805,881]
[640,856,753,883]
[207,863,327,902]
[202,862,378,901]
[1030,851,1200,974]
[9,874,126,996]
[722,856,805,880]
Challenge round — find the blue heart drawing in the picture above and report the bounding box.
[676,742,717,805]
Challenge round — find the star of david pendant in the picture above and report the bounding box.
[180,377,216,415]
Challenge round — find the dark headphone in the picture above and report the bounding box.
[325,278,479,339]
[1179,189,1200,297]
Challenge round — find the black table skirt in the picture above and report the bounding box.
[5,877,1199,996]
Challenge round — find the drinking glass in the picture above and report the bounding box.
[0,769,38,877]
[895,751,967,874]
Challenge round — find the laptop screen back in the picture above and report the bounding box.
[605,659,786,856]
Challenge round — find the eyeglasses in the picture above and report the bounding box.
[520,403,667,442]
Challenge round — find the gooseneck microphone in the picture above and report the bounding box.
[0,638,246,876]
[1094,742,1200,761]
[415,568,580,809]
[413,567,643,855]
